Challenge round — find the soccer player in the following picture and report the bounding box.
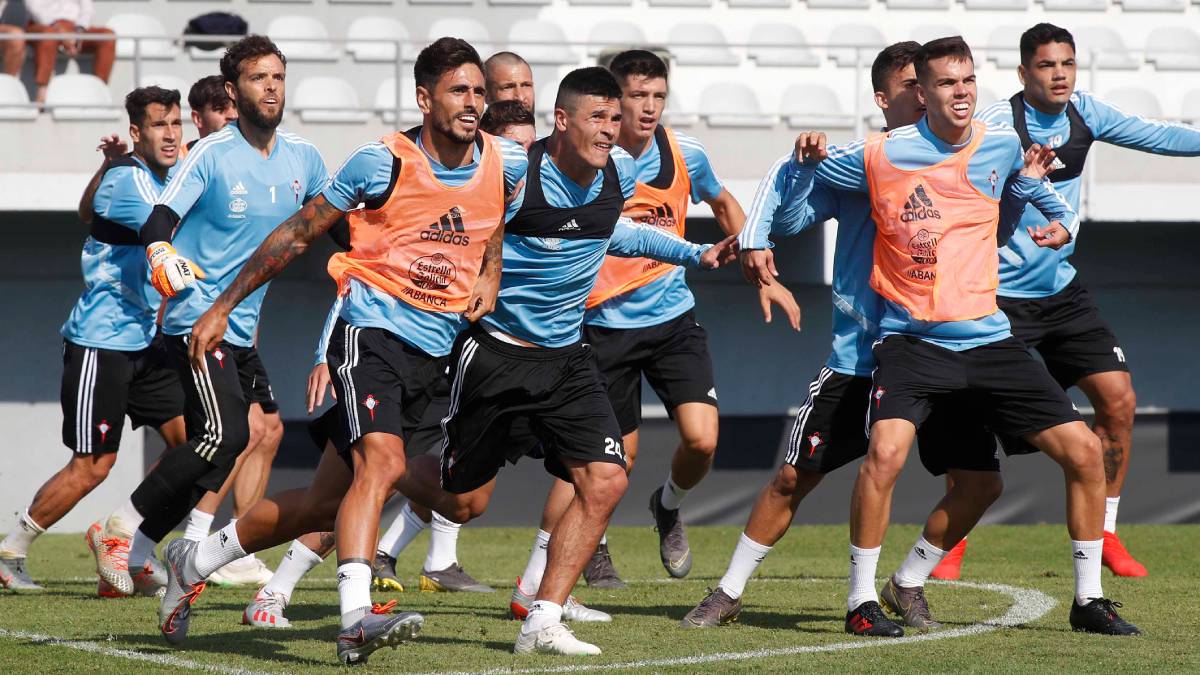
[484,51,535,112]
[0,86,186,595]
[930,23,1200,581]
[794,37,1138,636]
[171,38,527,663]
[186,75,238,148]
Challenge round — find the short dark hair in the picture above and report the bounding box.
[220,35,286,86]
[1019,23,1075,66]
[481,99,535,136]
[125,86,181,126]
[608,49,668,84]
[415,37,484,91]
[187,75,231,113]
[914,36,974,81]
[871,41,921,93]
[554,67,622,112]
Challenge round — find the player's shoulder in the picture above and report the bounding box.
[102,157,159,202]
[670,130,710,157]
[188,125,238,157]
[826,133,871,158]
[982,118,1020,143]
[976,98,1014,125]
[494,136,530,167]
[277,130,324,159]
[610,145,636,172]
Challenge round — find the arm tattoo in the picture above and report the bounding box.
[479,222,504,275]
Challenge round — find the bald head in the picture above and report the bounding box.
[484,51,535,112]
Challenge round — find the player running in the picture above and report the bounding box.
[0,87,186,595]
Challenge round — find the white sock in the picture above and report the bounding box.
[263,539,323,601]
[378,503,428,559]
[518,529,552,595]
[194,522,247,579]
[1104,497,1120,534]
[717,533,772,600]
[1072,539,1104,605]
[659,474,690,511]
[337,562,374,628]
[893,535,947,588]
[847,544,881,611]
[424,512,460,571]
[107,500,144,537]
[521,600,563,634]
[182,509,215,543]
[128,528,157,570]
[0,509,46,557]
[599,533,607,546]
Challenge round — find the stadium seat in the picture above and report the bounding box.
[664,93,698,127]
[1145,28,1200,70]
[490,0,551,6]
[374,77,422,124]
[507,20,579,65]
[910,25,960,46]
[45,74,120,120]
[781,84,854,129]
[1041,0,1108,8]
[106,14,178,60]
[428,18,493,53]
[807,0,871,8]
[1122,0,1186,8]
[412,0,472,6]
[346,17,415,63]
[1074,27,1139,70]
[667,23,739,66]
[858,90,885,130]
[139,74,191,101]
[747,24,820,67]
[648,0,712,7]
[1101,87,1163,118]
[294,77,370,123]
[266,16,338,61]
[586,22,646,56]
[0,74,37,121]
[986,25,1025,68]
[728,0,789,7]
[828,24,887,67]
[886,0,950,8]
[1181,89,1200,122]
[963,0,1028,7]
[570,0,633,5]
[698,82,774,127]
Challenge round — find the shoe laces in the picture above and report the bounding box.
[100,537,130,570]
[371,600,397,615]
[541,622,575,640]
[858,601,888,622]
[1091,598,1123,617]
[257,589,289,612]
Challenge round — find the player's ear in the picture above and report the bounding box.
[553,106,568,134]
[129,122,141,144]
[915,84,927,108]
[224,80,238,106]
[416,85,432,116]
[874,91,889,111]
[1017,64,1028,87]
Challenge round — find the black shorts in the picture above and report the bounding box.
[307,389,451,467]
[324,319,449,464]
[998,278,1129,389]
[785,367,997,476]
[234,347,279,414]
[60,337,184,454]
[583,309,717,436]
[440,326,627,494]
[869,335,1083,440]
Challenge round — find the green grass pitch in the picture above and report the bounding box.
[1,524,1196,673]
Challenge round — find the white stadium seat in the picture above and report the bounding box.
[106,14,178,60]
[490,0,551,7]
[748,24,820,67]
[667,23,739,66]
[1122,0,1186,9]
[728,0,789,8]
[266,16,338,61]
[374,77,422,124]
[910,25,960,46]
[858,90,885,130]
[986,25,1025,68]
[781,84,854,129]
[1145,28,1200,71]
[1180,89,1200,122]
[428,18,493,52]
[0,74,37,120]
[586,22,646,56]
[346,17,415,63]
[663,93,698,127]
[412,0,471,6]
[828,24,887,67]
[698,82,774,127]
[570,0,633,5]
[1101,87,1163,118]
[648,0,712,7]
[1074,27,1139,70]
[45,74,120,120]
[808,0,871,8]
[886,0,950,8]
[294,77,370,123]
[964,0,1028,8]
[507,20,579,66]
[138,74,191,101]
[1042,0,1108,8]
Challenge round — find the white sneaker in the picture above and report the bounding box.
[210,555,273,587]
[242,587,292,628]
[514,622,601,655]
[509,577,612,622]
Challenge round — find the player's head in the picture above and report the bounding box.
[914,37,977,137]
[608,49,669,144]
[125,86,183,172]
[415,37,486,145]
[220,35,287,131]
[481,99,536,150]
[871,42,924,129]
[483,51,534,113]
[1018,23,1076,112]
[187,74,237,138]
[553,67,623,171]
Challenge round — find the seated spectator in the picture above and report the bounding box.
[0,0,28,77]
[25,0,114,103]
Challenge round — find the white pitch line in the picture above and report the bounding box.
[412,580,1057,675]
[0,627,279,675]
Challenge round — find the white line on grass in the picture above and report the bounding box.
[414,580,1057,675]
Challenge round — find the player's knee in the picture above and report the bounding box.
[771,464,804,496]
[864,442,906,479]
[577,462,628,510]
[219,415,252,459]
[680,431,718,460]
[1096,386,1136,428]
[1064,431,1104,479]
[262,415,284,450]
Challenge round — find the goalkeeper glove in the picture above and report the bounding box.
[147,242,205,298]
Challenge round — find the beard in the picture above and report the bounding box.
[238,96,283,131]
[432,112,476,145]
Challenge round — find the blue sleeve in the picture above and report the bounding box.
[499,137,529,224]
[1010,174,1079,239]
[608,218,708,267]
[739,154,832,249]
[305,145,330,201]
[814,139,869,193]
[675,133,724,204]
[1077,91,1200,156]
[320,143,395,212]
[313,295,344,365]
[611,148,638,199]
[975,100,1014,127]
[94,166,156,231]
[157,143,212,218]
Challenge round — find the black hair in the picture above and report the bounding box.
[871,41,921,92]
[1019,23,1076,66]
[554,67,622,112]
[187,75,231,113]
[914,36,974,81]
[125,86,181,126]
[220,35,286,86]
[481,99,535,135]
[415,37,484,91]
[608,49,668,84]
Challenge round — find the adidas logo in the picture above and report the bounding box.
[219,531,229,546]
[230,181,248,196]
[1073,550,1088,560]
[914,547,927,560]
[900,184,941,222]
[421,207,470,246]
[337,571,349,582]
[559,218,580,232]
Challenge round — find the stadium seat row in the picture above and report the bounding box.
[92,0,1200,9]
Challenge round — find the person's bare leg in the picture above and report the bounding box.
[0,26,26,77]
[25,452,119,528]
[665,403,718,491]
[919,469,1003,551]
[183,410,265,541]
[393,454,495,524]
[233,406,283,517]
